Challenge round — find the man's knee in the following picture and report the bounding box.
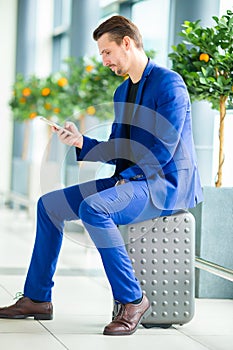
[79,199,95,222]
[38,190,68,220]
[38,192,56,213]
[79,196,109,222]
[37,195,46,213]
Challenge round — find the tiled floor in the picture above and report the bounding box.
[0,205,232,350]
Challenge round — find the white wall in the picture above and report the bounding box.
[0,0,18,194]
[29,0,55,201]
[220,0,233,15]
[132,0,170,67]
[0,0,54,199]
[35,0,54,77]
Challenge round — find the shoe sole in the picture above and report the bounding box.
[103,305,152,336]
[0,314,53,320]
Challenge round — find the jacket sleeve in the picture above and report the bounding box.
[75,123,117,165]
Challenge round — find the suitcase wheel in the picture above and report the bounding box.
[142,323,172,329]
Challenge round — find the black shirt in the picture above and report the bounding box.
[127,80,140,104]
[113,79,141,177]
[124,79,140,167]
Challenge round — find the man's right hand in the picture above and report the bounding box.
[115,179,128,186]
[53,121,83,149]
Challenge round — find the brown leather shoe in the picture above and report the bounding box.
[0,296,53,320]
[103,295,151,336]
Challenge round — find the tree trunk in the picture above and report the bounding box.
[215,95,228,187]
[22,120,30,160]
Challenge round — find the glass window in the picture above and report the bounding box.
[100,0,116,6]
[54,0,71,27]
[132,0,170,67]
[100,1,119,20]
[52,0,72,71]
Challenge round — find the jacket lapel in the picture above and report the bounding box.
[114,59,155,123]
[115,78,130,124]
[134,58,155,112]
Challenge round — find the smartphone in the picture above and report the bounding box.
[39,116,73,135]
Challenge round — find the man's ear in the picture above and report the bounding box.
[122,36,131,50]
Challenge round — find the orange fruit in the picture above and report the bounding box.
[57,77,68,87]
[41,87,51,96]
[85,65,94,72]
[53,107,60,114]
[199,53,210,62]
[22,87,31,97]
[44,102,52,110]
[86,106,96,115]
[29,112,37,119]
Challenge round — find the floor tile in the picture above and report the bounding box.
[0,276,27,298]
[0,333,66,350]
[195,336,233,350]
[41,313,181,336]
[52,276,112,316]
[57,333,211,350]
[178,299,233,336]
[0,319,48,334]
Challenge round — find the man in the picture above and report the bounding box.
[0,15,203,336]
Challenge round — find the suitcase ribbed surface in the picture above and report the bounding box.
[119,211,195,327]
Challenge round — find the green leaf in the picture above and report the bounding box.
[169,9,233,111]
[200,77,207,84]
[212,16,219,24]
[201,67,207,76]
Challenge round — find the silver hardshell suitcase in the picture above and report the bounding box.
[115,211,195,328]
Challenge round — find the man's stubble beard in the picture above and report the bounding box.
[115,63,128,76]
[115,51,128,76]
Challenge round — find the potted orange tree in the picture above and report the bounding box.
[9,55,127,200]
[168,10,233,298]
[9,55,126,139]
[169,9,233,187]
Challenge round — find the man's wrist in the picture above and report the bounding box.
[74,135,84,149]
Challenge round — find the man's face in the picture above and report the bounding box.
[97,33,129,76]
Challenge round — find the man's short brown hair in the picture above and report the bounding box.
[93,15,143,49]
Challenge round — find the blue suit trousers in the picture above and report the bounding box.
[23,177,174,303]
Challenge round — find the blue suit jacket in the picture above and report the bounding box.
[76,59,203,210]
